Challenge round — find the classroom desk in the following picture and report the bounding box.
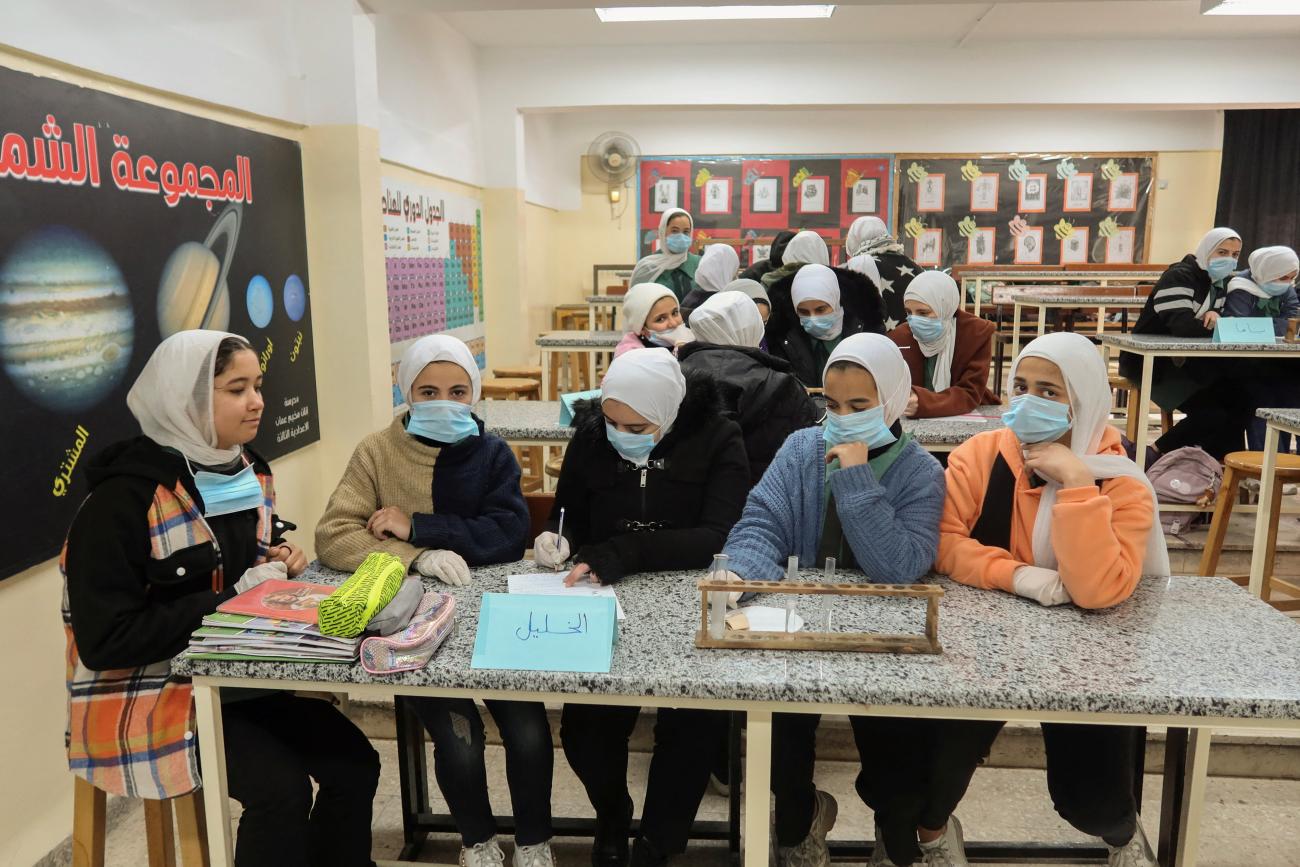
[1249,408,1300,599]
[1100,335,1300,474]
[1008,291,1148,361]
[586,294,623,331]
[480,400,1005,454]
[177,564,1300,867]
[536,331,621,399]
[963,270,1163,316]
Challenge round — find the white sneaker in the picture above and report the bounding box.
[1107,822,1156,867]
[918,815,968,866]
[513,840,555,867]
[868,819,898,866]
[461,838,506,867]
[777,790,838,867]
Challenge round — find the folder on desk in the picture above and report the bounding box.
[1213,317,1276,344]
[559,389,602,426]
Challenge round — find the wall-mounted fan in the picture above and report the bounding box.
[586,131,640,217]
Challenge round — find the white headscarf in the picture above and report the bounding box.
[791,263,841,310]
[601,348,688,443]
[724,277,770,308]
[398,334,482,403]
[689,291,765,348]
[630,208,693,285]
[622,282,678,335]
[823,333,912,427]
[845,216,889,258]
[127,329,249,466]
[1010,332,1170,577]
[1193,227,1242,271]
[1234,245,1300,300]
[844,253,881,285]
[694,244,739,294]
[904,271,961,392]
[781,230,830,267]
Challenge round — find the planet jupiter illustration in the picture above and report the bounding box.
[0,226,136,413]
[156,203,241,337]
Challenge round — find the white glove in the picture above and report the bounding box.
[716,570,747,609]
[1012,565,1073,607]
[533,532,571,569]
[234,560,287,594]
[414,549,471,586]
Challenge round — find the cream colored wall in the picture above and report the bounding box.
[1150,150,1224,265]
[0,49,388,866]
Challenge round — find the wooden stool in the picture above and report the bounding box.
[73,775,209,867]
[480,377,541,401]
[552,305,590,331]
[1110,376,1173,441]
[492,366,542,382]
[1198,450,1300,611]
[545,456,563,481]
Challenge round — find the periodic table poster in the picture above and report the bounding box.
[381,176,486,409]
[893,153,1155,270]
[636,154,895,264]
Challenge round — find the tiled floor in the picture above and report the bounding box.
[76,739,1300,866]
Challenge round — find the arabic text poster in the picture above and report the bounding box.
[0,65,318,581]
[382,175,487,408]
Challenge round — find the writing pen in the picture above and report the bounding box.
[554,507,566,573]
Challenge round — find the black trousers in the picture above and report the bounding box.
[1155,373,1253,460]
[560,704,726,856]
[222,693,380,867]
[770,714,1000,865]
[413,697,554,846]
[1040,723,1142,848]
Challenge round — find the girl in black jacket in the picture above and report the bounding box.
[765,262,886,387]
[531,349,749,867]
[678,290,821,485]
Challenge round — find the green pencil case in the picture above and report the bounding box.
[317,552,406,638]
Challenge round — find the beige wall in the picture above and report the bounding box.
[0,50,390,866]
[1150,150,1224,265]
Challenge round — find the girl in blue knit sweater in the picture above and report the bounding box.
[723,334,991,867]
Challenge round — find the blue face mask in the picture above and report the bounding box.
[1261,280,1295,298]
[822,405,897,450]
[190,459,264,518]
[800,311,844,341]
[605,422,657,464]
[406,400,479,444]
[1206,257,1238,282]
[908,314,945,343]
[1002,394,1072,444]
[664,233,691,255]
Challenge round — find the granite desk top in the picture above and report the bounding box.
[1101,334,1300,353]
[1257,408,1300,429]
[1010,292,1147,306]
[479,401,1005,446]
[961,269,1165,279]
[537,331,622,348]
[587,295,625,305]
[174,562,1300,722]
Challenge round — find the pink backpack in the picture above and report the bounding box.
[1145,446,1222,535]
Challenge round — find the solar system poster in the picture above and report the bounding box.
[0,65,319,580]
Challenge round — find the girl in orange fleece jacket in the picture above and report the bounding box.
[937,331,1169,866]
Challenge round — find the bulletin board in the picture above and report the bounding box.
[381,176,486,410]
[0,64,319,581]
[893,153,1156,270]
[636,154,896,266]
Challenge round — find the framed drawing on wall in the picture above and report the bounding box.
[1060,226,1090,264]
[751,177,780,213]
[1106,227,1136,263]
[967,227,996,264]
[850,177,878,214]
[1064,174,1094,213]
[970,175,999,212]
[917,174,946,212]
[1018,174,1048,213]
[1014,226,1044,264]
[797,176,829,214]
[700,177,733,215]
[915,228,943,266]
[652,178,680,213]
[1108,173,1139,211]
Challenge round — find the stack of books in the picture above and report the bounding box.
[185,579,358,663]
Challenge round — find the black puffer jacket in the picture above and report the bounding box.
[764,266,887,387]
[546,372,749,583]
[739,230,796,282]
[677,342,821,486]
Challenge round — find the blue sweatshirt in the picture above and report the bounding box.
[723,426,945,584]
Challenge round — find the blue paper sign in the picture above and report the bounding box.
[471,593,617,673]
[1213,317,1276,344]
[559,390,602,426]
